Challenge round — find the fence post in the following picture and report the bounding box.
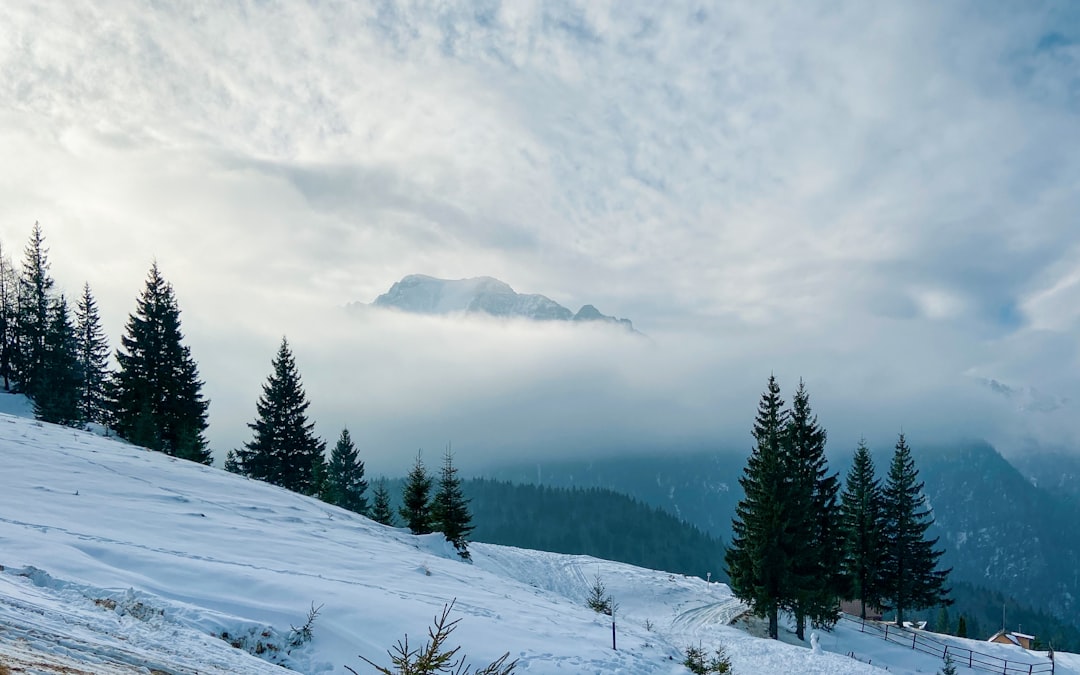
[969,649,973,668]
[912,632,917,649]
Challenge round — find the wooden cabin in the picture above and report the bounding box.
[988,630,1036,650]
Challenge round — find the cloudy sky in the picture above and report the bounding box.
[1,1,1078,473]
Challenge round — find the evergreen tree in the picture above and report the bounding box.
[881,432,951,624]
[324,427,369,514]
[112,263,210,463]
[399,451,434,535]
[234,337,325,494]
[432,446,474,560]
[75,283,110,425]
[0,239,18,391]
[939,652,958,675]
[14,222,55,397]
[725,375,793,639]
[370,478,395,526]
[783,380,840,639]
[839,439,887,620]
[935,606,952,635]
[33,295,84,426]
[956,614,968,638]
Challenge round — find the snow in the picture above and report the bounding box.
[0,392,1070,674]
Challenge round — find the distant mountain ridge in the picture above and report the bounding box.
[368,274,636,331]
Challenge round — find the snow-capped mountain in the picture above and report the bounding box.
[367,274,636,330]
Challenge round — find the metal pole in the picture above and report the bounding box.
[611,621,616,650]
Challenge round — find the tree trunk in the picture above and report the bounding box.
[796,607,806,641]
[768,608,779,639]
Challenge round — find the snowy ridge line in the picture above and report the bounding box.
[838,614,1054,674]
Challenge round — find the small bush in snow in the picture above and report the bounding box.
[683,643,731,674]
[938,652,957,675]
[289,602,323,647]
[347,599,517,675]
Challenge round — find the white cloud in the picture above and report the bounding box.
[1,0,1079,468]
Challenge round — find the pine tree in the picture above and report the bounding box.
[33,295,84,426]
[370,479,395,526]
[939,652,958,675]
[432,446,474,560]
[956,614,968,638]
[881,432,951,625]
[234,337,325,494]
[783,380,840,638]
[0,239,18,391]
[324,427,369,514]
[14,222,55,397]
[935,606,952,635]
[725,375,793,639]
[839,439,887,620]
[75,283,110,425]
[400,451,434,535]
[112,263,210,463]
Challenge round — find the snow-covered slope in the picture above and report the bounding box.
[368,274,635,330]
[0,398,1067,674]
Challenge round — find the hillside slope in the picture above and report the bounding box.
[0,405,1066,674]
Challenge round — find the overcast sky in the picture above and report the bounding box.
[2,1,1078,473]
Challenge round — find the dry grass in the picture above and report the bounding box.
[0,662,12,675]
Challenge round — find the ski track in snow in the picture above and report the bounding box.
[0,398,1073,675]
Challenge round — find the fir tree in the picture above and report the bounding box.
[881,432,951,625]
[33,295,84,426]
[14,222,55,397]
[75,283,110,425]
[939,652,958,675]
[783,379,840,639]
[112,263,210,463]
[234,337,325,494]
[432,446,474,560]
[0,240,18,391]
[725,375,793,639]
[935,606,952,635]
[956,614,968,638]
[370,479,395,526]
[839,439,887,620]
[324,427,369,514]
[400,451,434,535]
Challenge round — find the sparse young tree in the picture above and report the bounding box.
[370,479,395,526]
[233,337,325,494]
[783,380,840,639]
[75,283,111,425]
[432,446,474,560]
[839,439,887,620]
[112,262,210,463]
[348,600,517,675]
[14,222,55,397]
[33,295,84,426]
[400,451,434,535]
[725,375,793,640]
[880,432,951,625]
[324,427,369,514]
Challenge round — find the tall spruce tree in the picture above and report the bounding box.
[75,283,110,425]
[881,432,950,624]
[324,427,369,514]
[399,451,434,535]
[234,337,325,495]
[370,479,395,526]
[839,439,887,620]
[783,380,840,639]
[0,240,17,391]
[431,446,473,560]
[725,375,793,639]
[33,295,84,426]
[14,222,55,397]
[112,263,210,463]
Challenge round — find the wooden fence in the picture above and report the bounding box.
[839,615,1054,675]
